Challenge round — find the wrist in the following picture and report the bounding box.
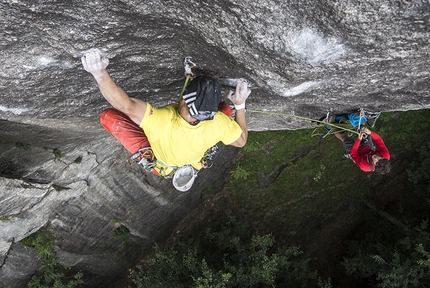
[92,70,108,81]
[234,103,246,110]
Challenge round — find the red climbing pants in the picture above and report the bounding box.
[100,108,150,154]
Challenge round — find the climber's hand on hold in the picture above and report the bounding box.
[228,79,251,108]
[81,50,109,77]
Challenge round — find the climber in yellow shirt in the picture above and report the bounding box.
[81,50,250,189]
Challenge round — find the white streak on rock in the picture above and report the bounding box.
[281,81,321,97]
[0,105,28,115]
[286,28,346,64]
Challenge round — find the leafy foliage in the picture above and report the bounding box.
[20,230,83,288]
[229,165,249,180]
[313,164,326,182]
[129,215,317,287]
[242,140,260,153]
[342,220,430,288]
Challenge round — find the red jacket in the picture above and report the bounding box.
[350,132,390,172]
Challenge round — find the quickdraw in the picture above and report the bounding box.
[126,147,155,172]
[183,56,196,77]
[180,57,197,100]
[201,145,218,169]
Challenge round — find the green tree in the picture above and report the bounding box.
[129,215,318,287]
[342,221,430,288]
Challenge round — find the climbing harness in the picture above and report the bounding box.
[127,144,218,179]
[361,134,376,151]
[153,159,178,178]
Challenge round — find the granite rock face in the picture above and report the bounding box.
[0,118,237,287]
[0,0,429,286]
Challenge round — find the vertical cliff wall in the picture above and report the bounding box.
[0,0,429,286]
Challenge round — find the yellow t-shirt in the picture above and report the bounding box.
[140,103,242,170]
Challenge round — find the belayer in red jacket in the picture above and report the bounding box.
[334,127,391,174]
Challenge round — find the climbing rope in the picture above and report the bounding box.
[177,57,372,137]
[246,109,361,135]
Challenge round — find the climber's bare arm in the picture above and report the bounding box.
[230,108,248,147]
[228,80,251,148]
[81,51,146,125]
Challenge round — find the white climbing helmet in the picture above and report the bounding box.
[172,165,197,192]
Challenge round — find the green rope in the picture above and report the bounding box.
[246,109,360,135]
[179,74,192,101]
[369,112,381,129]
